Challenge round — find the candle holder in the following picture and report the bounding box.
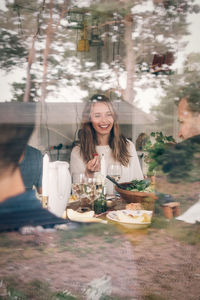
[42,196,49,208]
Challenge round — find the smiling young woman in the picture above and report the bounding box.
[70,94,143,194]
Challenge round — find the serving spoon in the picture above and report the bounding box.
[106,175,125,190]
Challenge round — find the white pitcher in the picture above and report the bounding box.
[48,161,71,217]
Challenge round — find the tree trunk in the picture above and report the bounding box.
[123,14,135,104]
[23,36,36,102]
[41,0,53,104]
[23,0,46,102]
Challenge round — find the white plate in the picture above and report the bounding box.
[106,210,152,229]
[66,209,107,224]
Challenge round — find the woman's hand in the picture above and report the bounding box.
[86,155,100,176]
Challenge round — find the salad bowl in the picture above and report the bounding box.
[115,180,157,210]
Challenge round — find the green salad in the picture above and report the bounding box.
[125,179,153,192]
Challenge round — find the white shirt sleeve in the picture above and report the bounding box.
[120,140,144,182]
[69,145,86,176]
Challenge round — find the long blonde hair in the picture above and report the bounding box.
[79,95,130,166]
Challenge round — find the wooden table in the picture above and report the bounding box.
[67,196,127,212]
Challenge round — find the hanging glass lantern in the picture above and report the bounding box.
[77,22,90,52]
[67,10,83,30]
[89,26,104,47]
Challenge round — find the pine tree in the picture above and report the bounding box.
[0,0,199,103]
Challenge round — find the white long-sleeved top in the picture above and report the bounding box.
[70,139,144,194]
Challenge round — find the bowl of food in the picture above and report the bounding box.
[106,209,153,229]
[115,179,157,210]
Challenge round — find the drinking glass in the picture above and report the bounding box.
[107,163,122,182]
[107,164,122,196]
[72,173,86,200]
[72,173,97,205]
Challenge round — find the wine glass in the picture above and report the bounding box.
[107,163,122,196]
[107,163,122,183]
[72,173,97,206]
[72,173,86,200]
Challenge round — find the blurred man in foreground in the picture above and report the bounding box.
[20,144,43,194]
[158,82,200,223]
[160,83,200,183]
[178,96,200,140]
[0,103,68,232]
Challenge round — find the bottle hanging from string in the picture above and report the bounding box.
[94,185,107,214]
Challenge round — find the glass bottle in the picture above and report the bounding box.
[94,186,107,214]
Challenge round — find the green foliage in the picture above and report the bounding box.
[144,132,176,175]
[158,135,200,183]
[0,0,199,103]
[11,75,39,102]
[0,30,27,70]
[125,179,151,191]
[90,0,141,17]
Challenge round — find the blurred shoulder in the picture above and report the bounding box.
[126,139,135,148]
[71,145,81,156]
[26,145,42,158]
[125,139,137,156]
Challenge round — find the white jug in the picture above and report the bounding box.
[48,161,71,217]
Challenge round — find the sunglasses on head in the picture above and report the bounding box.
[90,94,109,102]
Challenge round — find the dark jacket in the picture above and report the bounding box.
[158,135,200,183]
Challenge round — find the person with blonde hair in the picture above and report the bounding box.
[70,94,143,194]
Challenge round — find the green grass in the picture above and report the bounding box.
[53,291,79,300]
[0,277,80,300]
[0,234,42,249]
[103,235,117,244]
[0,234,24,248]
[167,220,200,245]
[1,286,26,300]
[150,215,200,245]
[58,223,122,255]
[100,296,132,300]
[143,294,167,300]
[59,244,94,256]
[59,223,121,245]
[150,216,170,229]
[0,277,133,300]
